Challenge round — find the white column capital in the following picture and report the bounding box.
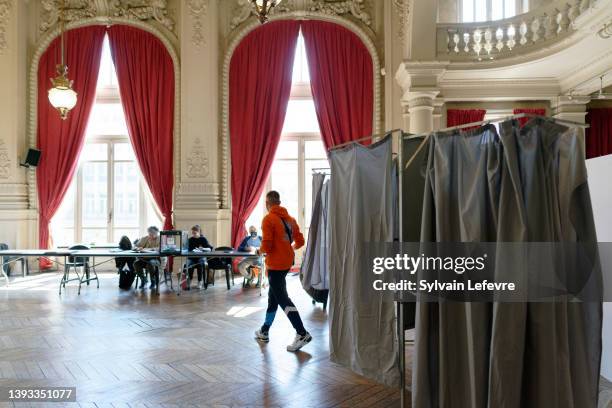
[405,90,440,112]
[550,95,590,124]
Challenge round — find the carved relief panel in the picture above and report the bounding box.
[230,0,373,29]
[40,0,175,33]
[0,140,11,179]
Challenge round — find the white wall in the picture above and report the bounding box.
[586,154,612,381]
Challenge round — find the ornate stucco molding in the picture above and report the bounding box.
[0,0,12,53]
[231,0,372,30]
[187,0,208,47]
[0,140,10,179]
[40,0,175,34]
[599,19,612,39]
[185,138,210,179]
[393,0,410,40]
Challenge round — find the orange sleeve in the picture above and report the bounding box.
[260,215,274,255]
[292,218,305,250]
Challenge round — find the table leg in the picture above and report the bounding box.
[177,257,183,296]
[1,264,8,287]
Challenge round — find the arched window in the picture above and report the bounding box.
[245,30,328,248]
[51,34,161,246]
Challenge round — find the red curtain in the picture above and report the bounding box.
[37,26,106,255]
[513,108,546,127]
[301,20,373,149]
[447,109,487,128]
[229,20,300,248]
[586,108,612,159]
[108,25,175,230]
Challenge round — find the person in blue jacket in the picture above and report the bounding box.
[237,225,263,280]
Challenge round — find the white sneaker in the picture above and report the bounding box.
[197,281,204,290]
[254,329,269,343]
[286,332,312,352]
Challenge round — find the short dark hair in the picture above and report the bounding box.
[266,190,281,204]
[191,224,201,232]
[147,226,159,234]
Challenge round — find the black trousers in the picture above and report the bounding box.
[262,270,306,336]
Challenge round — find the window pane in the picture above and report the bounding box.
[275,140,298,159]
[282,100,320,133]
[81,143,108,161]
[113,229,139,244]
[86,103,128,136]
[505,0,516,17]
[51,180,75,247]
[292,32,310,84]
[475,0,487,21]
[82,162,108,228]
[114,162,140,229]
[305,140,327,159]
[53,228,74,247]
[463,0,474,21]
[305,160,329,229]
[52,180,75,229]
[492,0,504,20]
[270,160,299,219]
[82,229,108,245]
[114,143,136,161]
[246,193,266,233]
[97,35,117,89]
[144,185,163,234]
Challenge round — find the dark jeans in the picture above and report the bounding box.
[186,258,206,281]
[262,270,306,336]
[134,258,161,283]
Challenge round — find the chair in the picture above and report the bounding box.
[206,246,235,290]
[60,245,98,295]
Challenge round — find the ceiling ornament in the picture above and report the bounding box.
[40,0,175,33]
[231,0,371,30]
[187,0,208,46]
[0,0,12,53]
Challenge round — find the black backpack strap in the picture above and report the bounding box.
[279,217,293,243]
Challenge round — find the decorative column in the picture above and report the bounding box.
[433,97,445,131]
[0,0,35,251]
[551,95,590,155]
[405,92,439,134]
[175,0,231,244]
[396,62,445,134]
[384,0,411,134]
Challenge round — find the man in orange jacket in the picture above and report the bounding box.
[254,190,312,352]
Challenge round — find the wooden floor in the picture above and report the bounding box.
[0,272,404,407]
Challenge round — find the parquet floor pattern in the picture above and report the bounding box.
[0,273,407,407]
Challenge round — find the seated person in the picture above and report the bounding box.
[187,225,213,289]
[133,226,165,290]
[237,225,263,280]
[115,235,135,274]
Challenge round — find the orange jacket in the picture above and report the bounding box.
[260,205,304,271]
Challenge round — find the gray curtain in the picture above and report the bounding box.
[413,118,602,408]
[301,173,330,303]
[329,136,400,387]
